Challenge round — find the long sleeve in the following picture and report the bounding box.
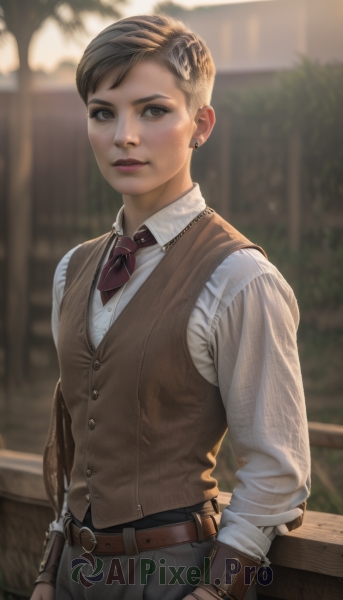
[211,267,311,562]
[51,245,80,347]
[49,246,79,533]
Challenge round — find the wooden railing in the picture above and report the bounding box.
[0,450,54,599]
[0,422,342,599]
[308,421,343,450]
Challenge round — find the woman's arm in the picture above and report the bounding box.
[51,245,80,346]
[31,248,79,597]
[185,251,310,600]
[214,270,310,560]
[30,583,55,600]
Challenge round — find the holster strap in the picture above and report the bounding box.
[286,501,307,532]
[190,585,227,600]
[34,530,65,588]
[200,541,261,600]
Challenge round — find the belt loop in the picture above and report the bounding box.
[209,513,219,533]
[123,527,139,556]
[191,511,205,543]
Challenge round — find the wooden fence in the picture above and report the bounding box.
[0,87,339,383]
[1,421,343,599]
[0,90,123,382]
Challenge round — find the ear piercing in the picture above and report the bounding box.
[194,140,199,151]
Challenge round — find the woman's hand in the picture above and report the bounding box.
[183,585,221,599]
[30,583,55,600]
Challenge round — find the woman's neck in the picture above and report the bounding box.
[121,173,194,238]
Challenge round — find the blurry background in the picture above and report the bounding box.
[0,0,342,514]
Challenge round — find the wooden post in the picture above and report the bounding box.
[288,131,302,251]
[6,43,33,388]
[219,111,231,221]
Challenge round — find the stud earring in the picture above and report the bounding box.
[194,140,199,151]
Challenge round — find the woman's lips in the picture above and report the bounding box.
[113,160,148,173]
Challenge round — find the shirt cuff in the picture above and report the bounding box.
[217,509,271,563]
[49,516,64,534]
[218,505,305,563]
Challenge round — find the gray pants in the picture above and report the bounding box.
[56,536,257,600]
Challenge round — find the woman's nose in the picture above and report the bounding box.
[113,116,139,147]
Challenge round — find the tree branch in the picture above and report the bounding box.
[0,0,125,44]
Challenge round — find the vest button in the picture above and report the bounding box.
[85,494,90,503]
[89,419,95,430]
[93,360,100,370]
[86,469,92,477]
[92,390,99,400]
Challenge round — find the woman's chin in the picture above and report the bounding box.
[107,176,163,197]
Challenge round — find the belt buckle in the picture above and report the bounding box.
[79,526,98,553]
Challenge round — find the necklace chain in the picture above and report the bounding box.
[112,206,214,251]
[162,206,214,252]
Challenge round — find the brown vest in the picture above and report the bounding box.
[56,210,266,528]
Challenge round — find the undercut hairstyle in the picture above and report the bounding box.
[76,14,216,112]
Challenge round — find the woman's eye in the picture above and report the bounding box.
[143,106,168,118]
[90,109,114,121]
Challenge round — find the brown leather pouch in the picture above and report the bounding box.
[34,530,65,588]
[199,540,261,600]
[194,501,307,600]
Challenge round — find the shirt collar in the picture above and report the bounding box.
[112,183,206,251]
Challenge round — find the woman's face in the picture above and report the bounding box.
[87,60,203,197]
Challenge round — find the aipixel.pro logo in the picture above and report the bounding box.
[71,552,104,588]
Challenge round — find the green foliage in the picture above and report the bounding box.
[220,58,343,212]
[205,60,343,512]
[237,225,343,313]
[194,59,343,322]
[222,57,343,132]
[307,447,343,515]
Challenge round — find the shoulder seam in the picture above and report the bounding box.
[208,270,291,340]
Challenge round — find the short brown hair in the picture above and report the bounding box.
[76,14,215,111]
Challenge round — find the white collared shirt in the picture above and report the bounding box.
[51,184,311,563]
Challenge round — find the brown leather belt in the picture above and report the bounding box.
[68,514,218,556]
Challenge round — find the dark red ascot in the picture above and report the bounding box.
[97,229,157,305]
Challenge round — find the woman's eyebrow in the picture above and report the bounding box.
[88,98,113,107]
[87,94,171,108]
[132,94,171,105]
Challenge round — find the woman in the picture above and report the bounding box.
[31,14,310,600]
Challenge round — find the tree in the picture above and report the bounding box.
[0,0,125,387]
[153,2,185,17]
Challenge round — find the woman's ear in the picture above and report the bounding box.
[192,105,216,149]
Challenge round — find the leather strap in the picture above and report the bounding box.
[191,511,205,542]
[34,530,65,588]
[200,541,261,600]
[68,514,217,555]
[286,500,306,531]
[195,502,307,600]
[190,586,226,600]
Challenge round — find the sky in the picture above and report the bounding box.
[0,0,272,74]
